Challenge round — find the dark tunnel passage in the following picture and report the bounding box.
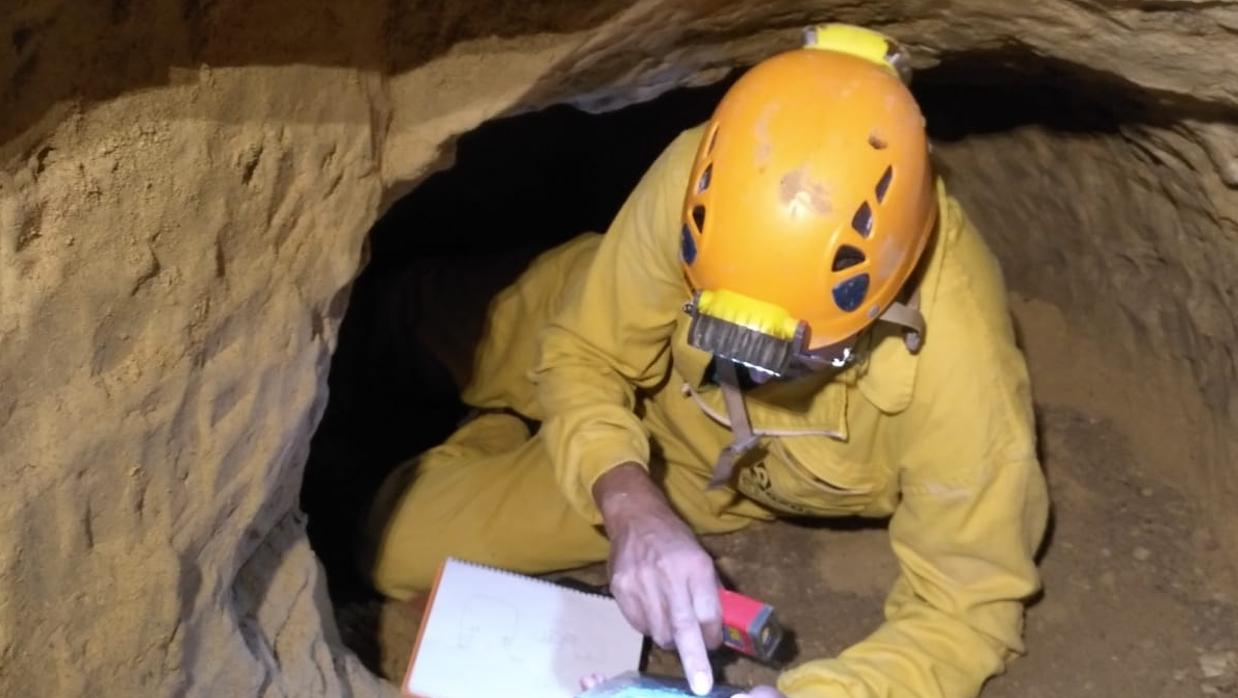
[299,52,1238,687]
[301,79,731,613]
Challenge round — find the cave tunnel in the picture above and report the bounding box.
[302,48,1238,695]
[4,3,1238,697]
[302,79,732,603]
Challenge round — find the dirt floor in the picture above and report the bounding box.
[332,298,1238,698]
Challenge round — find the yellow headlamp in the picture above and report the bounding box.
[802,23,912,85]
[685,289,808,376]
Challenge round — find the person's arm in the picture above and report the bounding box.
[776,202,1050,698]
[530,127,701,524]
[531,127,726,696]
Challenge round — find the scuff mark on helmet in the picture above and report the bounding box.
[754,104,779,169]
[779,168,832,217]
[756,140,773,169]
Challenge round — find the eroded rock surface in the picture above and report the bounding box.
[1,0,1235,695]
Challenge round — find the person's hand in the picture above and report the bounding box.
[593,463,723,696]
[731,686,787,698]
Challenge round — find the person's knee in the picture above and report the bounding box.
[358,505,442,600]
[368,543,437,600]
[355,459,431,599]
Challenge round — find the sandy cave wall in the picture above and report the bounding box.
[921,84,1238,568]
[1,0,1237,695]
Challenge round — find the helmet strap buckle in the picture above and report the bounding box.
[878,285,925,354]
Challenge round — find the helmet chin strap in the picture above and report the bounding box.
[709,360,761,489]
[706,285,925,490]
[877,284,925,353]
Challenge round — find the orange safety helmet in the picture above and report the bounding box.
[680,39,937,356]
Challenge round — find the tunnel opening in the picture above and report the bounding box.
[300,80,733,669]
[302,53,1238,692]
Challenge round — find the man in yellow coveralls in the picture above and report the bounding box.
[360,24,1049,698]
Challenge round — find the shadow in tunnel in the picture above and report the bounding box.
[300,80,729,632]
[914,46,1238,141]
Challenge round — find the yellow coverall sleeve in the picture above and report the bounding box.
[778,204,1051,698]
[530,129,701,524]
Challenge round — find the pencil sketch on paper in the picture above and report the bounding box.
[456,595,521,660]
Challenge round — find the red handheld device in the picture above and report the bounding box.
[719,588,784,662]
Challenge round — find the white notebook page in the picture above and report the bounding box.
[405,558,644,698]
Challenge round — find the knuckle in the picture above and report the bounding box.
[657,549,705,574]
[689,549,714,570]
[654,557,679,578]
[610,571,636,591]
[670,548,705,569]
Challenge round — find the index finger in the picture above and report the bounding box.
[688,568,723,649]
[666,580,713,696]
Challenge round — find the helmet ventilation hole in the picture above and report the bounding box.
[832,245,866,271]
[697,164,712,193]
[851,201,873,237]
[692,205,707,234]
[707,126,720,154]
[875,166,893,203]
[680,223,697,264]
[867,131,887,150]
[833,273,870,312]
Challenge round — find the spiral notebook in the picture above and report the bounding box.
[403,558,644,698]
